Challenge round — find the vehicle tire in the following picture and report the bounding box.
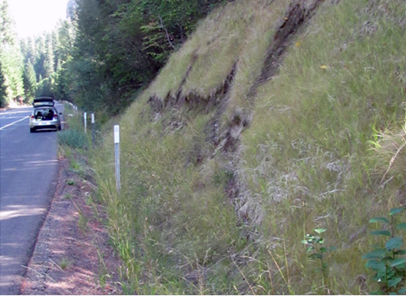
[30,128,35,133]
[58,124,61,131]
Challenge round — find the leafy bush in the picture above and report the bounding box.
[364,207,406,294]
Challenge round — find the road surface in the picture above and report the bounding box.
[0,104,64,294]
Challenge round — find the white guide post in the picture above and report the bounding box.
[91,113,95,147]
[84,112,87,132]
[114,125,121,193]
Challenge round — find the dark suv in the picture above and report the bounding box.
[29,97,62,133]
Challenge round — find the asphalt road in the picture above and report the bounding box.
[0,104,64,295]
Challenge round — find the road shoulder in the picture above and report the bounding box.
[21,156,123,295]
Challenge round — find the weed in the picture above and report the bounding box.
[91,203,102,222]
[71,199,89,232]
[60,257,70,270]
[302,229,336,285]
[63,194,71,199]
[97,250,110,288]
[363,207,406,294]
[78,211,89,232]
[67,179,76,186]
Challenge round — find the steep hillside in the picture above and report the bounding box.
[92,0,406,294]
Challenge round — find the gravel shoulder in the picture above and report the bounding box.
[21,156,123,295]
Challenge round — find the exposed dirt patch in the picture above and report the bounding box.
[250,0,325,97]
[20,157,123,295]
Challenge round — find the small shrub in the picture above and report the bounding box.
[363,207,406,294]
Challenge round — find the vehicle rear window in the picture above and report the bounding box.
[34,108,55,119]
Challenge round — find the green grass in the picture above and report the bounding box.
[90,0,406,294]
[92,102,243,293]
[148,0,289,103]
[239,0,406,293]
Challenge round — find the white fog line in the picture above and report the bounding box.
[0,116,30,131]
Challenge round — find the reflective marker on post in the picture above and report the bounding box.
[114,125,120,144]
[114,125,121,193]
[84,112,87,132]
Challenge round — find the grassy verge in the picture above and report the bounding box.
[92,97,245,293]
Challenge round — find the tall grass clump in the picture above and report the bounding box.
[239,0,406,293]
[58,104,90,150]
[58,129,89,149]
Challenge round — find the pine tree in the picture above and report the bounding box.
[34,36,45,82]
[0,0,15,47]
[0,60,7,107]
[26,37,35,65]
[23,60,36,100]
[44,33,54,78]
[58,20,74,63]
[0,0,23,105]
[52,31,59,73]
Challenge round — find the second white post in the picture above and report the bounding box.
[114,125,121,193]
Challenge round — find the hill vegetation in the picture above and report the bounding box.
[0,0,224,112]
[87,0,406,294]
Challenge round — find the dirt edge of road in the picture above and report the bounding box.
[21,155,123,295]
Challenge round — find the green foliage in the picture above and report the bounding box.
[58,105,90,151]
[43,33,55,79]
[59,257,71,270]
[0,61,8,107]
[0,1,24,106]
[133,0,225,63]
[33,35,46,83]
[364,207,406,294]
[66,0,225,115]
[17,20,75,103]
[58,128,89,150]
[23,61,37,100]
[35,77,53,97]
[0,0,16,46]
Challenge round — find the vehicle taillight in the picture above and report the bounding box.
[54,114,58,118]
[31,115,34,119]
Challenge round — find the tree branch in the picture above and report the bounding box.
[158,15,175,50]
